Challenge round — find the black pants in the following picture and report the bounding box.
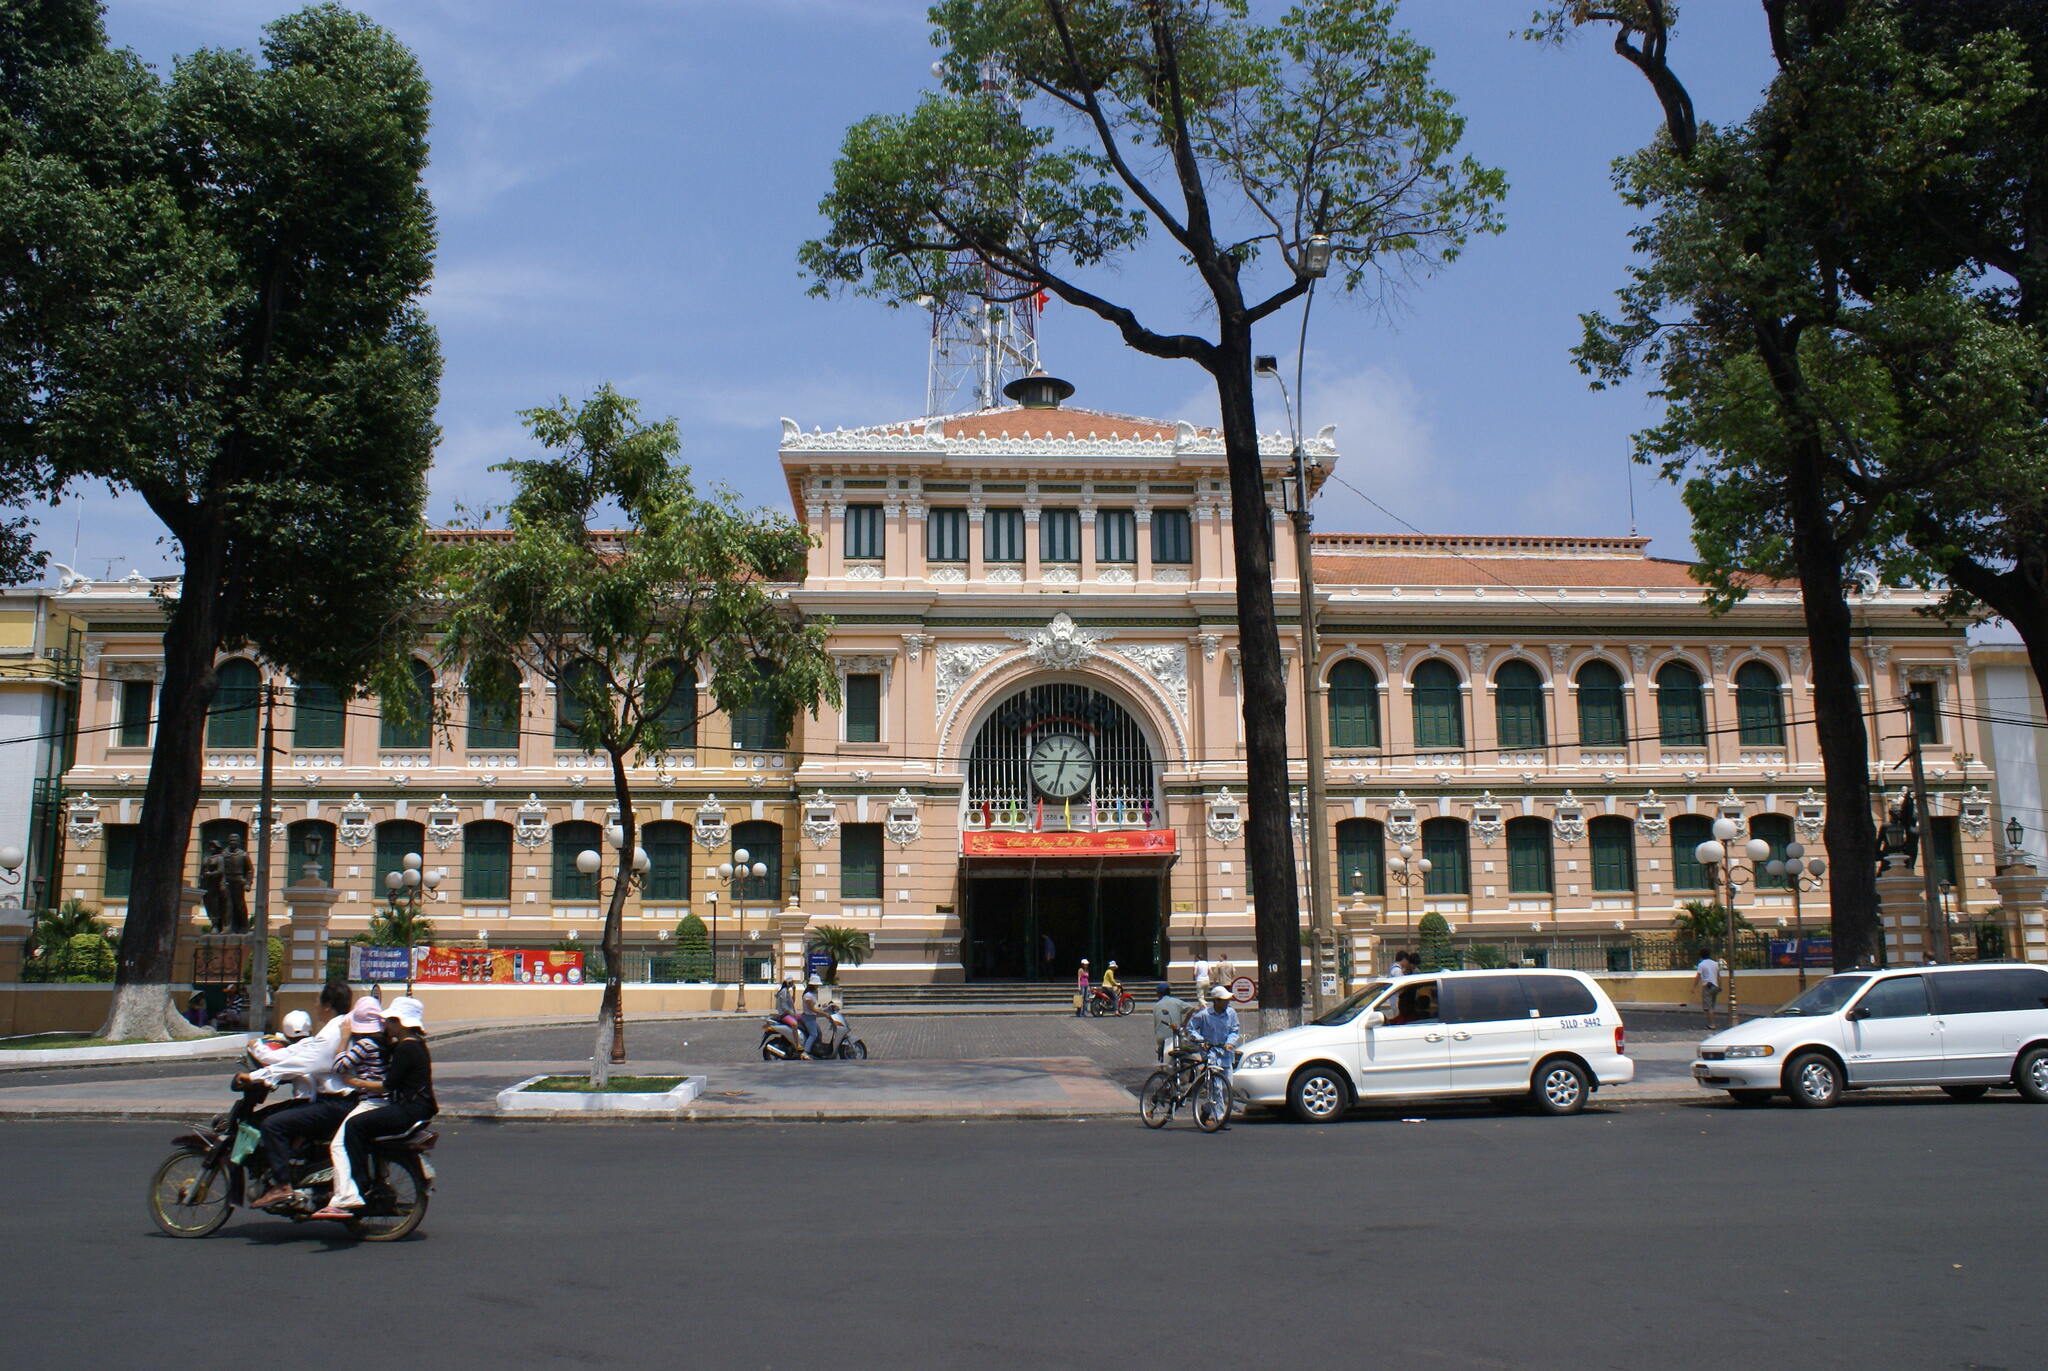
[340,1101,435,1195]
[259,1095,355,1181]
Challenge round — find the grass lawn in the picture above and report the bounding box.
[0,1034,153,1050]
[518,1075,689,1094]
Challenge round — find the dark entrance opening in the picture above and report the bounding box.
[962,868,1165,982]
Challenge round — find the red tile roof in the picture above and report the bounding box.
[1306,534,1775,591]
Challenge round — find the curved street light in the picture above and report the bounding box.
[1764,841,1828,991]
[1695,818,1770,1025]
[708,846,769,1012]
[1386,843,1432,941]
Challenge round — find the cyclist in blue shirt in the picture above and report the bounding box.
[1181,985,1243,1123]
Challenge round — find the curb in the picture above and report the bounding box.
[0,1035,249,1072]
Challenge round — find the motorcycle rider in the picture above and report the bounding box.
[308,996,389,1219]
[314,996,435,1222]
[773,975,804,1051]
[1094,960,1122,1012]
[239,980,355,1208]
[800,975,828,1057]
[1181,984,1243,1126]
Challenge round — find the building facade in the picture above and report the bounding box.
[0,588,82,912]
[50,384,2014,980]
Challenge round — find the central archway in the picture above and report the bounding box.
[965,680,1160,822]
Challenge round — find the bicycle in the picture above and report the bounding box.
[1138,1032,1232,1132]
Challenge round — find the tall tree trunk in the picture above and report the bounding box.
[590,748,635,1087]
[1214,341,1303,1030]
[100,535,223,1041]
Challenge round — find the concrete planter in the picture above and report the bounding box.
[495,1073,706,1115]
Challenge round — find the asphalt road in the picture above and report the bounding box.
[8,1097,2043,1369]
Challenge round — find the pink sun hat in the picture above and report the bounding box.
[346,996,385,1032]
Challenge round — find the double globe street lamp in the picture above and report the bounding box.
[1764,842,1828,991]
[1694,818,1769,1024]
[1386,843,1432,938]
[708,846,768,1012]
[575,825,649,1064]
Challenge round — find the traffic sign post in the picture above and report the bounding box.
[1229,975,1255,1004]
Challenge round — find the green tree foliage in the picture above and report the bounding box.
[806,924,874,985]
[673,913,712,981]
[802,1,1502,1017]
[0,3,440,1037]
[1416,911,1455,972]
[361,905,435,949]
[26,897,106,961]
[436,385,836,1083]
[1672,899,1748,946]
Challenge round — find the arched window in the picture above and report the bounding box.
[1411,660,1465,750]
[463,820,512,901]
[1735,661,1785,746]
[1751,813,1795,889]
[380,658,435,749]
[466,664,520,750]
[1328,660,1381,750]
[730,661,789,752]
[647,661,697,754]
[1421,817,1469,896]
[1575,660,1627,747]
[1670,814,1713,890]
[730,820,782,903]
[209,659,260,748]
[1931,815,1961,889]
[375,820,425,887]
[1335,818,1385,898]
[1590,816,1636,892]
[1656,661,1707,747]
[555,659,604,749]
[552,820,601,901]
[293,681,345,750]
[286,819,336,886]
[1494,661,1546,750]
[642,820,692,901]
[1506,817,1553,893]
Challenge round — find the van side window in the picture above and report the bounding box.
[1521,975,1598,1019]
[1933,968,2048,1015]
[1444,975,1531,1024]
[1855,976,1929,1019]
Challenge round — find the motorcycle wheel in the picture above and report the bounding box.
[760,1041,783,1061]
[838,1040,868,1060]
[1115,996,1135,1017]
[1138,1071,1176,1128]
[348,1156,428,1242]
[149,1150,233,1238]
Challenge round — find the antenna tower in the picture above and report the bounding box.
[924,60,1041,416]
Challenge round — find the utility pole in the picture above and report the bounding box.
[250,683,277,1034]
[1906,735,1946,962]
[1290,439,1335,1015]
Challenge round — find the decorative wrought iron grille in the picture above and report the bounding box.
[966,682,1160,828]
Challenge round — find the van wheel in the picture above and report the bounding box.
[2014,1046,2048,1103]
[1530,1058,1589,1116]
[1287,1065,1349,1123]
[1785,1052,1841,1108]
[1729,1090,1774,1106]
[1941,1084,1989,1102]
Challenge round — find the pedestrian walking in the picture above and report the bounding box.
[1075,959,1090,1017]
[1151,982,1190,1063]
[1694,952,1722,1023]
[1193,954,1212,1002]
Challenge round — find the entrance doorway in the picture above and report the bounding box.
[964,872,1163,981]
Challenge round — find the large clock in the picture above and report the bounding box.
[1029,733,1095,799]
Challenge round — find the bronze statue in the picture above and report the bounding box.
[199,841,227,931]
[221,836,252,933]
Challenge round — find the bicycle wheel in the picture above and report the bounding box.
[1192,1080,1227,1133]
[1138,1071,1177,1128]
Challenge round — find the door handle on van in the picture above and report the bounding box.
[1450,1031,1472,1041]
[1424,1032,1445,1043]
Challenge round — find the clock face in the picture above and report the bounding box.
[1029,733,1096,799]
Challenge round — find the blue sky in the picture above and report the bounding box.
[39,1,1780,580]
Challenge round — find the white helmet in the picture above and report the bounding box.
[1208,984,1234,1002]
[1080,958,1089,965]
[807,974,823,987]
[280,1009,313,1039]
[1108,960,1118,969]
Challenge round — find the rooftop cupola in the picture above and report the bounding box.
[1002,370,1075,409]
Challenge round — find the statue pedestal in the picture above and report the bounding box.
[775,905,812,984]
[281,879,342,992]
[1876,871,1934,963]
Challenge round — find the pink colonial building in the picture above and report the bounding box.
[51,377,2017,984]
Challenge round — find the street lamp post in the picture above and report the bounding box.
[1386,844,1431,945]
[710,845,768,1013]
[1764,841,1827,991]
[1695,818,1771,1027]
[380,851,445,992]
[577,824,650,1063]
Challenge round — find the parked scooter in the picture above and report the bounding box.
[759,1003,869,1060]
[1088,985,1137,1017]
[146,1075,437,1241]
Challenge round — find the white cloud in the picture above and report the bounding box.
[424,255,613,324]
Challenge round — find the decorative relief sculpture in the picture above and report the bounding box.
[1469,792,1504,846]
[338,794,374,849]
[1096,567,1134,584]
[844,563,883,580]
[1042,567,1079,584]
[1197,633,1221,662]
[1386,792,1420,846]
[1794,789,1825,843]
[884,789,922,847]
[1634,791,1668,843]
[935,643,1007,710]
[1548,644,1568,672]
[986,566,1023,583]
[1628,645,1648,674]
[513,795,549,850]
[693,795,730,850]
[1959,786,1992,839]
[900,633,933,662]
[425,796,461,851]
[1552,791,1587,846]
[1152,568,1190,584]
[1205,789,1243,844]
[1108,643,1188,710]
[930,566,966,583]
[1011,613,1108,670]
[802,791,839,848]
[65,794,102,850]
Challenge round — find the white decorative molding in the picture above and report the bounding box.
[1634,791,1669,843]
[290,753,347,769]
[105,659,163,682]
[1552,791,1587,846]
[1628,645,1648,675]
[1152,567,1190,584]
[1206,789,1243,844]
[1959,786,1992,839]
[900,633,933,663]
[1042,567,1079,584]
[65,794,102,849]
[513,795,550,850]
[465,753,519,770]
[935,643,1007,711]
[1548,644,1568,672]
[1469,792,1504,846]
[1708,644,1727,673]
[1789,643,1807,675]
[206,754,260,770]
[1466,643,1489,672]
[986,565,1023,584]
[1010,613,1108,670]
[930,566,967,584]
[1384,643,1405,672]
[1870,643,1891,668]
[1096,567,1134,585]
[693,795,730,850]
[844,563,884,581]
[378,754,431,770]
[1715,791,1748,835]
[801,791,839,848]
[425,795,462,851]
[1386,792,1420,847]
[1107,643,1188,711]
[1795,788,1826,843]
[1197,633,1221,662]
[883,789,922,847]
[338,794,374,849]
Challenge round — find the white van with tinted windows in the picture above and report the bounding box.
[1693,962,2048,1107]
[1232,969,1634,1122]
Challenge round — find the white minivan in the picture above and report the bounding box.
[1692,962,2048,1107]
[1232,969,1634,1122]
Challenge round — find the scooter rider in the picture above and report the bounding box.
[239,980,356,1208]
[773,975,803,1046]
[1095,960,1122,1010]
[800,975,827,1058]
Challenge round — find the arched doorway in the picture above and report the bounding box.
[959,679,1172,982]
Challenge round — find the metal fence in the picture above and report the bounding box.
[1435,931,1774,974]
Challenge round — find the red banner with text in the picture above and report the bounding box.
[410,948,586,985]
[961,829,1177,858]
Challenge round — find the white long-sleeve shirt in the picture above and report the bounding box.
[248,1013,348,1097]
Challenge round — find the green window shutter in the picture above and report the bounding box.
[1735,663,1785,746]
[1590,817,1636,892]
[1096,510,1135,563]
[985,508,1024,562]
[1671,815,1712,889]
[642,821,691,901]
[1328,661,1380,749]
[1494,662,1546,750]
[118,680,153,748]
[1908,682,1940,744]
[845,505,884,560]
[1334,819,1385,898]
[462,822,512,901]
[1422,819,1469,895]
[732,821,782,903]
[376,821,425,884]
[1657,664,1706,747]
[1930,816,1961,889]
[1041,509,1079,562]
[732,661,789,752]
[1575,662,1627,747]
[1506,818,1553,893]
[842,823,883,900]
[380,659,434,749]
[293,681,345,749]
[927,508,968,562]
[467,673,519,750]
[552,821,600,901]
[650,661,696,753]
[845,673,881,743]
[1151,509,1191,564]
[1412,660,1465,750]
[1750,814,1793,889]
[208,659,259,748]
[104,824,138,900]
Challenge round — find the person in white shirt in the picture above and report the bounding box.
[238,981,356,1208]
[1193,956,1213,1001]
[1694,954,1723,1022]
